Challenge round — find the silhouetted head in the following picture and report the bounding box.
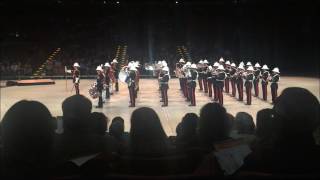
[256,108,281,139]
[1,100,54,174]
[109,116,125,139]
[130,107,168,156]
[273,87,320,138]
[177,113,198,139]
[234,112,255,134]
[198,103,230,146]
[89,112,108,136]
[62,95,92,133]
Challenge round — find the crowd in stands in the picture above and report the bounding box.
[0,87,319,178]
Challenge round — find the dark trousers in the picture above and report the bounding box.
[179,78,183,90]
[75,83,79,95]
[129,86,135,107]
[231,80,236,97]
[237,80,243,101]
[208,80,213,97]
[271,83,278,103]
[106,86,110,99]
[225,79,230,93]
[189,86,196,106]
[161,87,168,106]
[262,82,268,101]
[198,78,203,90]
[217,86,224,105]
[183,79,188,98]
[213,83,218,101]
[115,80,119,91]
[98,89,103,107]
[245,82,252,105]
[203,78,208,93]
[253,80,259,97]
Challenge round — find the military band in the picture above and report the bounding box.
[85,57,280,109]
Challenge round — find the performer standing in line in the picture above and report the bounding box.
[244,66,254,105]
[126,65,137,107]
[96,66,104,108]
[187,64,198,106]
[65,62,80,94]
[159,66,170,107]
[236,64,245,101]
[224,60,231,93]
[134,61,140,98]
[219,57,225,66]
[253,63,261,97]
[246,62,252,69]
[202,59,209,93]
[261,65,270,101]
[207,65,213,97]
[230,63,237,97]
[104,62,111,100]
[111,59,119,92]
[197,60,204,91]
[175,58,185,90]
[270,67,280,104]
[216,65,226,105]
[212,62,219,101]
[183,62,192,100]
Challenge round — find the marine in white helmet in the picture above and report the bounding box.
[253,63,262,97]
[216,65,226,105]
[261,64,270,101]
[65,62,81,94]
[159,66,170,107]
[96,65,104,108]
[270,67,280,104]
[244,66,254,105]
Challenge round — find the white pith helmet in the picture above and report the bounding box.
[247,66,254,71]
[217,65,225,70]
[203,59,209,64]
[262,64,269,70]
[219,57,225,62]
[190,64,197,69]
[213,62,219,67]
[73,62,80,67]
[272,67,280,73]
[225,61,231,65]
[198,60,204,64]
[104,62,111,67]
[231,63,236,67]
[254,63,261,68]
[246,62,252,66]
[96,65,103,71]
[111,59,118,64]
[162,66,169,72]
[179,58,185,63]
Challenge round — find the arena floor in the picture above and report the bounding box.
[1,77,319,136]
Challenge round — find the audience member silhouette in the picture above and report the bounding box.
[109,116,129,154]
[89,112,108,136]
[129,107,169,157]
[175,113,199,150]
[1,100,55,177]
[230,112,256,146]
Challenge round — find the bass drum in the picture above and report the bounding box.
[118,69,128,83]
[88,82,99,99]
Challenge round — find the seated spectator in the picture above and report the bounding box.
[175,113,199,150]
[195,103,252,176]
[1,100,55,177]
[89,112,108,136]
[109,116,129,153]
[230,112,256,146]
[54,95,118,165]
[129,107,170,157]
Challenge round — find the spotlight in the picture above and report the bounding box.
[175,1,179,4]
[116,1,120,4]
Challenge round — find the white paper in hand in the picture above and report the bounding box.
[214,144,252,175]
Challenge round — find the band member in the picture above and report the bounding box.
[175,58,185,90]
[104,62,111,100]
[203,59,209,93]
[253,63,261,97]
[219,57,225,66]
[134,61,140,98]
[197,60,204,91]
[183,62,192,100]
[207,65,213,97]
[216,65,226,105]
[236,64,245,101]
[187,64,198,106]
[246,62,252,69]
[111,59,119,92]
[159,66,170,107]
[224,61,231,93]
[270,67,280,104]
[212,62,219,101]
[261,65,270,101]
[126,65,137,107]
[244,66,254,105]
[65,62,80,94]
[96,66,104,108]
[230,63,237,97]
